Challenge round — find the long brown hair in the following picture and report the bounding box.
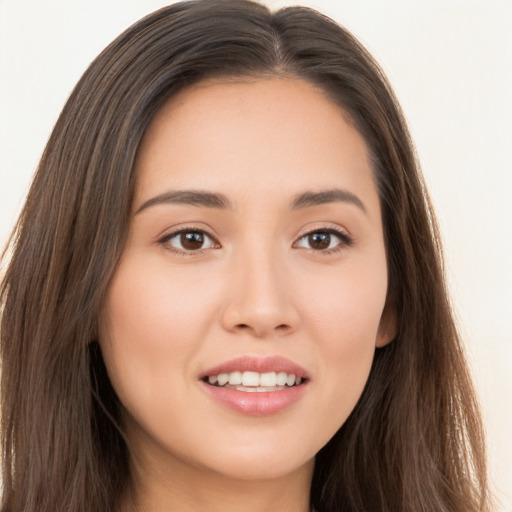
[1,1,489,511]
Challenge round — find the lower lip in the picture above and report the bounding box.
[200,381,307,416]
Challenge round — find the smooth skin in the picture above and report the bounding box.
[98,77,396,512]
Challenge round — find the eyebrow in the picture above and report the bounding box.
[290,189,367,213]
[135,187,366,215]
[135,190,232,214]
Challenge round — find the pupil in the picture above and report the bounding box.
[309,232,330,250]
[181,232,204,250]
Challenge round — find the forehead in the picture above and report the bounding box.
[133,77,379,214]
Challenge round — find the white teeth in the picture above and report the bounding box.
[286,374,296,387]
[206,370,304,389]
[217,373,229,386]
[259,372,277,387]
[276,372,288,386]
[228,371,242,385]
[242,371,260,386]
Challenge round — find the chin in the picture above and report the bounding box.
[182,432,318,482]
[206,452,315,482]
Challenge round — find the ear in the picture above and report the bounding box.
[376,301,398,347]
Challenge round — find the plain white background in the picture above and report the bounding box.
[0,0,511,508]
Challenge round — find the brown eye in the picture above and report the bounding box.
[163,230,216,252]
[294,229,351,252]
[307,232,331,250]
[181,231,206,250]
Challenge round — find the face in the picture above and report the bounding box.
[98,78,394,483]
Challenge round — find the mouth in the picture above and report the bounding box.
[203,370,305,392]
[199,356,309,415]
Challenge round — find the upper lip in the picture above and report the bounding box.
[200,355,309,380]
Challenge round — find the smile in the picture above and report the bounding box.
[200,356,309,415]
[206,371,303,391]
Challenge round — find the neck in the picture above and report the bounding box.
[122,453,314,512]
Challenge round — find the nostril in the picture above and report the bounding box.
[235,323,291,333]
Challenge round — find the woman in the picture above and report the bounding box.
[0,1,490,511]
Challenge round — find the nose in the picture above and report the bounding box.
[220,244,299,338]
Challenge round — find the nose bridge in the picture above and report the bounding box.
[222,233,297,337]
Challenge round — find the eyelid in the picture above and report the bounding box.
[293,224,354,253]
[294,222,352,240]
[157,225,221,255]
[155,222,353,255]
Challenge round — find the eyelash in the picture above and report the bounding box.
[158,227,220,256]
[157,226,353,256]
[294,227,353,254]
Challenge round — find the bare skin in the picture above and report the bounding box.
[99,77,395,512]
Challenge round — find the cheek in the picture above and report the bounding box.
[101,253,217,344]
[97,257,216,411]
[302,252,387,349]
[301,259,387,426]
